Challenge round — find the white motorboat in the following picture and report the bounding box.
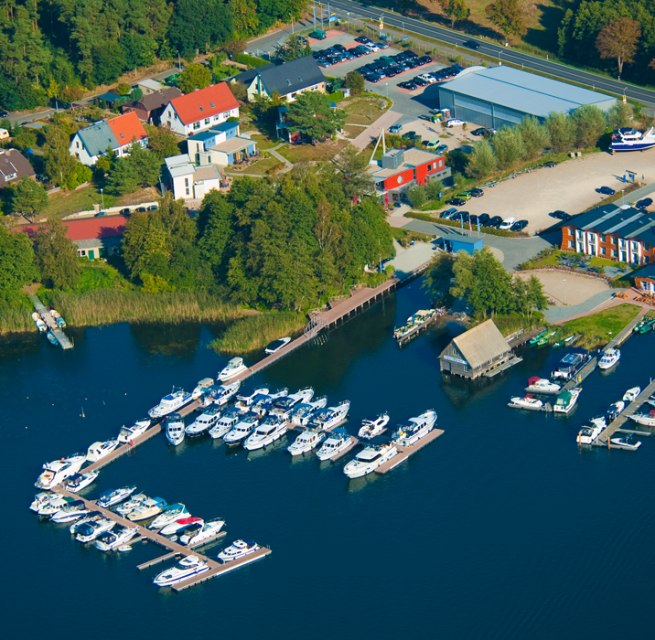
[235,387,270,412]
[316,428,355,461]
[97,485,137,508]
[35,495,74,517]
[51,500,90,523]
[508,394,544,411]
[128,497,167,522]
[311,400,351,431]
[525,376,561,394]
[552,387,582,415]
[287,429,326,456]
[95,525,138,552]
[154,555,209,587]
[191,377,214,399]
[149,503,189,530]
[218,357,248,381]
[598,347,621,371]
[243,415,288,451]
[343,443,398,479]
[209,407,242,440]
[160,516,203,538]
[65,471,99,493]
[212,381,241,406]
[610,126,655,152]
[186,406,222,437]
[629,411,655,427]
[148,388,192,419]
[270,387,315,417]
[576,416,606,445]
[291,396,328,427]
[70,511,102,535]
[165,413,185,446]
[391,410,437,447]
[115,493,148,516]
[623,386,641,403]
[35,455,86,489]
[358,413,390,439]
[179,518,226,546]
[75,517,115,543]
[223,411,259,444]
[218,539,261,563]
[264,336,291,354]
[609,435,642,450]
[118,418,151,444]
[30,492,56,513]
[32,312,47,332]
[86,439,119,463]
[606,400,625,421]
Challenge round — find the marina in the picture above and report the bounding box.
[375,429,446,474]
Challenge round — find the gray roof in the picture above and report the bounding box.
[253,56,325,96]
[568,204,655,245]
[439,66,616,118]
[0,149,35,183]
[77,121,116,158]
[135,87,182,113]
[450,319,511,369]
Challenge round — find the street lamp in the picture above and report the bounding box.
[100,187,105,210]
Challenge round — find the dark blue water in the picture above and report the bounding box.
[3,280,654,639]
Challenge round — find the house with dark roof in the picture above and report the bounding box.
[239,56,325,102]
[0,149,35,185]
[633,263,655,294]
[69,112,148,166]
[160,82,240,136]
[560,203,655,265]
[123,87,183,124]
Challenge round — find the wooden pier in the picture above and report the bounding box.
[395,309,445,348]
[375,429,445,474]
[607,307,649,348]
[562,356,598,391]
[29,294,74,349]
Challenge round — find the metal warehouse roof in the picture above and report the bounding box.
[439,66,615,117]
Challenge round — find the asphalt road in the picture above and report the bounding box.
[330,0,655,108]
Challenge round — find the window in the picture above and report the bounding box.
[184,177,189,187]
[204,118,210,125]
[600,233,605,242]
[193,122,200,129]
[611,249,617,257]
[600,247,606,255]
[610,236,616,244]
[185,188,190,196]
[568,240,574,249]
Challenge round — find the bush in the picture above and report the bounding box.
[234,53,270,68]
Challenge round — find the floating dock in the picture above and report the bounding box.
[29,294,74,349]
[395,309,444,347]
[375,429,445,474]
[83,423,162,473]
[562,356,598,391]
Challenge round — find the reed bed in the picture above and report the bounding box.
[0,306,35,334]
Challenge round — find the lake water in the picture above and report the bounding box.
[3,279,654,639]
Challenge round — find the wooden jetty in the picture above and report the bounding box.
[562,356,598,391]
[607,307,649,348]
[375,429,445,474]
[395,309,445,348]
[29,294,73,350]
[83,423,162,473]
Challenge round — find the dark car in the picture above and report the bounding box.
[417,55,432,65]
[355,35,373,44]
[404,81,418,90]
[470,187,484,197]
[636,197,653,209]
[388,124,402,134]
[332,44,346,52]
[435,144,449,154]
[446,197,467,206]
[469,214,479,226]
[119,208,132,216]
[543,160,557,168]
[596,186,616,195]
[489,215,503,228]
[459,211,470,222]
[0,109,9,117]
[549,210,572,220]
[413,76,429,87]
[440,207,458,219]
[510,220,529,232]
[471,127,486,137]
[478,213,491,226]
[135,206,147,213]
[463,39,480,50]
[147,204,158,211]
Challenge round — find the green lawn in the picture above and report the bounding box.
[277,139,348,163]
[225,153,284,175]
[249,133,277,151]
[559,303,641,349]
[341,95,391,126]
[43,185,116,218]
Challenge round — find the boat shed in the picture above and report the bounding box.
[439,319,521,379]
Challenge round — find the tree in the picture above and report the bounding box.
[571,104,606,148]
[107,144,161,195]
[11,179,48,218]
[596,18,641,79]
[485,0,527,39]
[439,0,470,28]
[43,124,89,189]
[423,253,455,307]
[344,71,365,96]
[516,117,550,160]
[33,218,81,289]
[466,139,497,179]
[287,92,346,143]
[425,179,443,200]
[606,101,631,130]
[179,63,212,94]
[0,225,36,301]
[274,35,311,63]
[331,146,373,199]
[407,185,427,208]
[491,127,525,168]
[545,112,575,153]
[146,125,180,161]
[229,0,260,40]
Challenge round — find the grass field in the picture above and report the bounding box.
[341,95,391,126]
[277,139,348,163]
[43,185,159,219]
[559,303,642,348]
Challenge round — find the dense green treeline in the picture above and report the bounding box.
[0,0,307,111]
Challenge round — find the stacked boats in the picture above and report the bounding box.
[508,375,581,415]
[393,308,443,344]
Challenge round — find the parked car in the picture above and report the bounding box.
[119,208,131,216]
[440,207,458,219]
[388,124,402,134]
[147,204,158,211]
[636,197,653,209]
[355,35,373,44]
[463,39,480,50]
[446,118,464,127]
[309,29,327,40]
[471,127,486,136]
[446,197,466,206]
[456,192,471,201]
[435,144,449,154]
[478,213,491,226]
[470,188,484,197]
[510,220,528,232]
[499,217,516,230]
[596,185,616,195]
[543,160,557,168]
[549,210,572,220]
[469,214,479,226]
[417,55,432,65]
[402,131,420,140]
[489,215,503,228]
[424,139,440,150]
[136,206,147,213]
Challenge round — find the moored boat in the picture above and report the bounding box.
[95,525,138,552]
[117,418,151,444]
[35,495,74,517]
[86,439,119,462]
[358,413,390,440]
[343,443,398,478]
[316,428,354,461]
[234,387,270,413]
[525,376,561,394]
[390,410,437,446]
[552,387,582,415]
[51,499,90,523]
[628,410,655,427]
[576,416,606,445]
[623,386,641,403]
[186,406,222,437]
[75,517,115,543]
[65,471,99,493]
[32,313,47,332]
[606,400,625,421]
[287,429,326,456]
[191,377,214,399]
[609,434,642,450]
[310,400,350,431]
[35,455,86,489]
[209,407,242,440]
[243,415,288,451]
[218,357,248,381]
[148,388,192,419]
[165,413,185,446]
[97,485,137,509]
[218,539,261,563]
[508,394,544,411]
[149,503,189,530]
[529,329,548,345]
[179,518,226,546]
[598,347,620,371]
[154,555,209,587]
[46,331,59,346]
[160,516,203,538]
[211,381,241,406]
[270,387,315,417]
[127,497,167,522]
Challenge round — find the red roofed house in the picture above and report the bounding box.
[21,215,128,260]
[160,82,240,136]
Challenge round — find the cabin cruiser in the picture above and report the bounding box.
[218,540,261,563]
[118,419,151,444]
[291,396,328,427]
[30,492,57,513]
[243,415,288,451]
[576,416,606,445]
[598,348,621,371]
[623,387,641,403]
[154,555,209,587]
[551,351,591,380]
[148,388,192,419]
[218,357,248,381]
[610,127,655,152]
[35,495,74,517]
[270,387,315,417]
[287,429,326,456]
[51,499,90,524]
[609,435,642,450]
[212,381,241,406]
[70,511,103,535]
[97,485,137,509]
[35,455,86,489]
[358,413,390,440]
[115,493,148,517]
[186,406,222,437]
[629,411,655,427]
[165,413,185,446]
[191,377,214,399]
[75,517,115,543]
[525,377,561,394]
[316,428,355,461]
[65,471,99,493]
[311,401,351,431]
[95,525,138,552]
[149,503,189,530]
[235,387,270,413]
[552,387,582,415]
[391,410,437,446]
[86,439,119,463]
[128,497,167,522]
[508,394,544,411]
[179,518,226,546]
[265,336,291,354]
[223,412,260,445]
[160,516,204,538]
[343,443,398,479]
[209,407,242,440]
[606,400,625,421]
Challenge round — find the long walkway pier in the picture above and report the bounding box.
[607,307,649,349]
[375,429,445,474]
[29,294,74,349]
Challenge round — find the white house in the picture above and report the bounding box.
[160,82,240,137]
[164,154,223,202]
